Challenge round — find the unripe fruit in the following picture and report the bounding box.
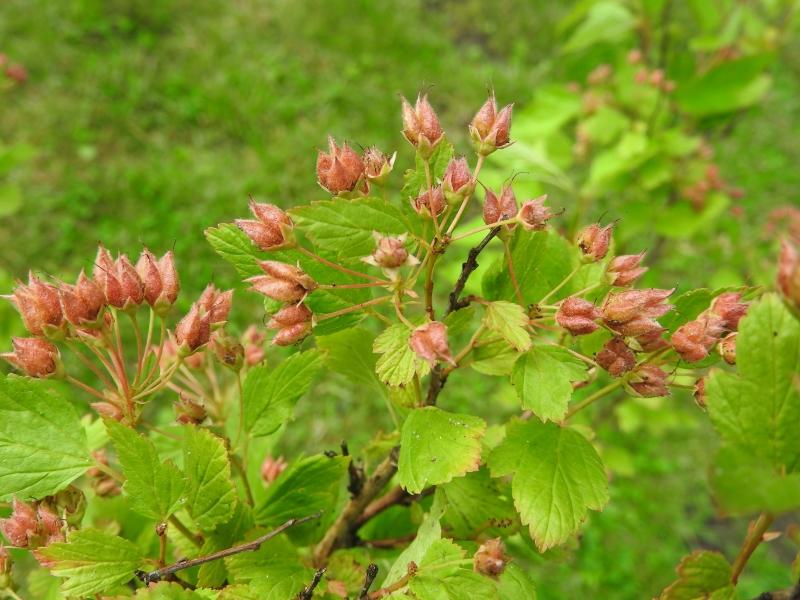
[409,321,455,367]
[556,297,601,336]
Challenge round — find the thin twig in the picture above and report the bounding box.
[359,564,379,599]
[137,512,321,584]
[447,227,500,314]
[731,512,774,584]
[297,568,326,599]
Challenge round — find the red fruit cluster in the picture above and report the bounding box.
[236,201,294,252]
[670,292,748,363]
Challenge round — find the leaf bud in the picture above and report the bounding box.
[409,321,455,367]
[577,223,613,261]
[483,186,518,227]
[316,136,367,195]
[473,538,508,578]
[518,196,554,231]
[470,94,513,156]
[596,337,636,376]
[401,94,444,159]
[606,253,648,287]
[626,364,669,398]
[555,297,601,336]
[1,337,61,378]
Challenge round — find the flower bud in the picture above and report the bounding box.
[401,94,444,158]
[247,261,316,303]
[555,297,601,336]
[11,273,64,336]
[236,201,294,251]
[136,249,162,307]
[577,224,613,261]
[442,157,474,205]
[709,292,748,332]
[518,196,553,231]
[136,249,180,313]
[317,136,367,195]
[363,147,396,185]
[483,186,517,227]
[175,303,211,353]
[197,285,233,327]
[157,251,180,306]
[596,338,636,376]
[412,185,446,218]
[0,499,39,547]
[602,289,673,336]
[261,455,288,485]
[363,234,418,270]
[409,321,455,367]
[718,332,737,365]
[473,538,508,578]
[587,64,612,86]
[2,337,60,378]
[606,253,648,287]
[671,313,724,363]
[174,391,207,425]
[627,364,669,397]
[470,94,513,156]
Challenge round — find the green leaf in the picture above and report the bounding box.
[497,564,538,600]
[660,288,728,333]
[254,455,348,544]
[511,346,588,422]
[107,420,186,520]
[488,418,608,551]
[707,295,800,513]
[134,582,213,599]
[224,530,299,583]
[408,539,499,599]
[483,302,531,352]
[402,140,455,200]
[243,350,322,436]
[471,338,520,376]
[317,327,382,391]
[291,197,411,259]
[205,223,262,278]
[183,426,237,531]
[384,494,446,586]
[373,324,430,387]
[659,551,737,600]
[0,375,92,500]
[398,407,486,494]
[197,503,254,587]
[36,529,144,597]
[561,1,636,53]
[439,468,517,538]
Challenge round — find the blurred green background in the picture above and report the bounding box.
[2,0,799,597]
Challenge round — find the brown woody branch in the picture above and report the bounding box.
[751,582,800,600]
[136,512,322,584]
[355,485,433,529]
[297,568,326,599]
[359,564,379,599]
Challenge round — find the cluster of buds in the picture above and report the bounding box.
[469,94,513,156]
[260,455,288,485]
[633,66,676,93]
[602,288,674,338]
[577,223,613,262]
[778,238,800,313]
[174,285,233,354]
[401,94,444,159]
[0,499,63,549]
[409,321,455,367]
[243,325,266,366]
[363,234,418,274]
[681,164,740,209]
[247,261,315,346]
[267,304,313,346]
[236,201,294,252]
[670,292,748,363]
[473,538,508,578]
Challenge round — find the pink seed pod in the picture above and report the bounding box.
[11,273,64,336]
[409,321,455,367]
[362,147,396,185]
[197,285,234,327]
[469,94,514,156]
[236,200,294,251]
[158,251,180,305]
[671,313,725,363]
[412,185,446,218]
[364,234,418,270]
[778,239,800,311]
[694,377,707,408]
[634,329,669,352]
[518,196,553,231]
[627,364,669,398]
[115,255,145,308]
[709,292,748,332]
[1,337,60,378]
[401,94,444,157]
[174,391,207,425]
[267,303,312,330]
[261,455,288,485]
[555,297,601,336]
[607,253,648,287]
[247,261,316,303]
[483,186,518,227]
[175,303,211,353]
[718,332,737,365]
[442,157,474,205]
[272,321,312,346]
[317,136,367,195]
[602,288,673,329]
[36,505,64,544]
[577,223,613,261]
[596,337,636,377]
[136,249,163,307]
[0,498,39,547]
[473,538,508,578]
[587,64,612,86]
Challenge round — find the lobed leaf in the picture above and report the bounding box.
[511,346,588,422]
[659,550,737,600]
[373,323,430,387]
[183,426,237,531]
[482,301,532,352]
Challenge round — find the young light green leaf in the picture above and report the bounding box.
[439,468,517,538]
[383,494,446,586]
[471,338,520,376]
[706,294,800,514]
[398,407,486,494]
[290,197,411,259]
[659,550,736,600]
[511,346,588,422]
[35,529,144,597]
[183,426,237,531]
[488,417,608,551]
[373,324,430,387]
[244,350,322,436]
[0,375,91,501]
[483,301,531,352]
[205,223,262,278]
[409,539,498,599]
[134,582,213,599]
[106,420,186,521]
[497,564,538,600]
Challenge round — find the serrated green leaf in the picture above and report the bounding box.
[198,503,254,587]
[398,407,486,494]
[488,417,608,551]
[106,420,186,520]
[659,551,737,600]
[0,375,91,501]
[183,426,237,531]
[483,302,531,352]
[497,564,538,600]
[243,350,322,436]
[291,197,411,259]
[471,338,520,376]
[373,324,430,387]
[36,529,143,597]
[511,346,588,422]
[248,565,314,599]
[660,288,726,333]
[134,582,212,599]
[707,295,800,514]
[224,530,299,583]
[384,494,445,586]
[317,327,382,391]
[439,468,517,538]
[205,223,262,278]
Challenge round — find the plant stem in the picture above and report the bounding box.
[446,227,501,314]
[423,159,441,239]
[449,218,517,242]
[319,281,389,290]
[297,245,384,282]
[359,564,380,599]
[424,253,438,319]
[168,515,203,548]
[503,237,525,305]
[298,568,327,600]
[540,262,583,305]
[137,513,321,583]
[730,512,774,584]
[157,522,167,567]
[564,380,623,420]
[66,376,106,401]
[316,295,392,321]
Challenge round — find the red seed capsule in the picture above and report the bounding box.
[1,337,59,378]
[596,338,636,376]
[556,297,601,336]
[317,136,367,195]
